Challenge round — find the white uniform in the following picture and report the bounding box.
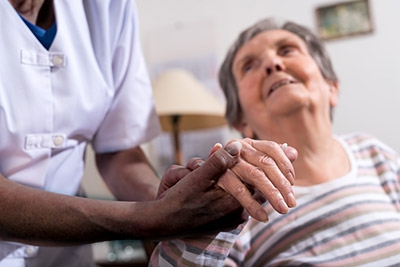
[0,0,160,265]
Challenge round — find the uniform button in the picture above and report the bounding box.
[52,55,64,66]
[53,135,65,146]
[25,245,37,256]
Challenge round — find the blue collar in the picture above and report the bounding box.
[19,14,57,49]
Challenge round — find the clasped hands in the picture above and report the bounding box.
[156,138,297,235]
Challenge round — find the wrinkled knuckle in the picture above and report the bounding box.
[232,183,247,197]
[268,187,281,198]
[242,138,253,146]
[189,158,204,169]
[259,155,275,166]
[281,182,292,193]
[247,166,263,178]
[243,137,252,142]
[209,152,228,171]
[268,141,280,150]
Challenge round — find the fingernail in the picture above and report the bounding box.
[196,162,204,168]
[225,141,242,156]
[279,199,289,214]
[256,209,269,222]
[287,192,297,208]
[281,143,288,151]
[287,172,295,185]
[214,143,223,149]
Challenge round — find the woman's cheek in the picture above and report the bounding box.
[238,84,257,108]
[239,75,260,96]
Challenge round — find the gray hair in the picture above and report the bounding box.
[219,18,338,127]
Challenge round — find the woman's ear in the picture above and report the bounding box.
[329,81,339,107]
[233,120,255,138]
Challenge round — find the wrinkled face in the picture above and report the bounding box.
[232,29,338,139]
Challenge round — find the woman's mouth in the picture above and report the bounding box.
[268,79,295,96]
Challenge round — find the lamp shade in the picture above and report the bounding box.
[152,69,226,132]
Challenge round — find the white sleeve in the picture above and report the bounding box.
[92,0,161,153]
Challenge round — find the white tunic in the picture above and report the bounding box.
[0,0,160,194]
[0,0,160,265]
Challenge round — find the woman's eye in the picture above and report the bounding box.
[243,63,252,72]
[242,60,258,73]
[280,46,296,56]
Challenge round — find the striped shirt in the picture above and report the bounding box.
[150,133,400,266]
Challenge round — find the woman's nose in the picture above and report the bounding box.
[264,57,284,75]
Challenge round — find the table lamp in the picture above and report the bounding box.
[152,68,227,165]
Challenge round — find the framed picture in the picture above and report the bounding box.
[315,0,373,40]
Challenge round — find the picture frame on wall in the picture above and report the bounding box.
[315,0,373,40]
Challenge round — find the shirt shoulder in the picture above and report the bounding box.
[340,132,398,160]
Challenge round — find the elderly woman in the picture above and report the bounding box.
[150,18,400,266]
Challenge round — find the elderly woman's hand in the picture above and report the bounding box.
[189,138,297,222]
[222,139,297,221]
